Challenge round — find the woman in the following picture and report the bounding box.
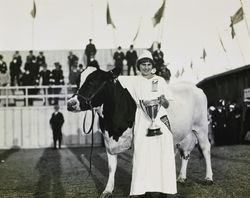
[130,50,177,197]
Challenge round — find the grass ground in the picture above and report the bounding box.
[0,145,249,198]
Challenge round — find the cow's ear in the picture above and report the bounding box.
[109,67,121,79]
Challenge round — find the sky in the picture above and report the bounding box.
[1,0,250,82]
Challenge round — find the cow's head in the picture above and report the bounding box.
[67,66,120,112]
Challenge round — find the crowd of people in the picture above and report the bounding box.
[0,40,172,107]
[112,43,171,80]
[0,50,67,106]
[208,99,250,145]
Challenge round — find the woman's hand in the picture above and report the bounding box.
[158,95,169,109]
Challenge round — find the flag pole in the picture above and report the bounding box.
[216,28,231,68]
[32,17,34,50]
[239,0,250,38]
[159,0,167,44]
[112,28,117,48]
[235,35,246,64]
[90,0,95,39]
[31,0,36,50]
[133,16,143,45]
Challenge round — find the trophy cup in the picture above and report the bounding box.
[140,99,162,136]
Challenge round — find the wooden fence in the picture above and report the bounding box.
[0,85,103,149]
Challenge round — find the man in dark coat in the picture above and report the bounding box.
[24,56,39,81]
[26,50,36,64]
[113,46,125,75]
[67,51,79,74]
[0,55,7,74]
[85,39,97,66]
[50,105,64,149]
[227,102,242,144]
[126,44,138,76]
[13,51,22,68]
[10,57,22,86]
[212,100,228,146]
[50,62,64,105]
[37,64,52,105]
[36,51,46,69]
[152,43,164,74]
[20,68,36,106]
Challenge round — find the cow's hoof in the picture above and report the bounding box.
[100,192,112,198]
[204,178,213,185]
[177,177,187,183]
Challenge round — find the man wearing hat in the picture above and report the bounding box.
[36,51,46,69]
[50,105,64,149]
[113,46,125,75]
[50,62,64,105]
[85,39,97,66]
[152,43,164,75]
[126,44,138,76]
[0,55,7,74]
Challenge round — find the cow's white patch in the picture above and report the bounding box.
[94,105,104,118]
[103,128,133,155]
[79,67,97,88]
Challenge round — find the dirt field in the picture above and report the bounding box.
[0,145,249,198]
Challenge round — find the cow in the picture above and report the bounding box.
[67,66,213,197]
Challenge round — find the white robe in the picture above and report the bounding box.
[126,75,177,195]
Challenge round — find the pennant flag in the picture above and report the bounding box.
[106,2,116,29]
[152,0,166,27]
[190,61,193,69]
[147,42,156,53]
[231,22,236,39]
[133,23,141,42]
[175,70,180,78]
[219,36,227,52]
[229,7,243,39]
[200,48,207,61]
[30,0,36,18]
[230,7,244,26]
[180,67,184,76]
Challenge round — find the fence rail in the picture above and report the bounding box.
[0,85,77,107]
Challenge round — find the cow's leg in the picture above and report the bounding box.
[195,131,213,184]
[177,156,189,183]
[176,132,196,183]
[100,151,117,198]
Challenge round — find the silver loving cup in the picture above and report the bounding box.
[140,99,162,136]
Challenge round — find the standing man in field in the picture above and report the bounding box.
[50,105,64,149]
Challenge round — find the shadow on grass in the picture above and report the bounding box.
[0,146,20,162]
[67,147,106,195]
[67,146,132,197]
[34,148,65,198]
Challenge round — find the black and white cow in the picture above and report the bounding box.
[67,67,213,197]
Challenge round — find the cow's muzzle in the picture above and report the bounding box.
[67,96,81,112]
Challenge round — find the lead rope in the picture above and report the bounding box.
[75,81,107,177]
[82,101,95,177]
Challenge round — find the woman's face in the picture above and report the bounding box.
[139,61,153,77]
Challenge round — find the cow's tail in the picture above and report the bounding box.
[196,142,204,159]
[192,130,204,159]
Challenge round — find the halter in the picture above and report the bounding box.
[75,80,107,134]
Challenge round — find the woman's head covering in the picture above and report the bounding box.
[136,50,154,70]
